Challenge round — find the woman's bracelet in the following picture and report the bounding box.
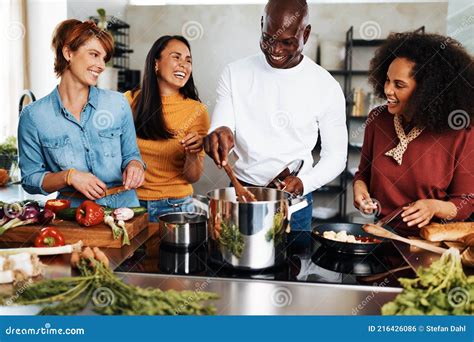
[66,168,75,186]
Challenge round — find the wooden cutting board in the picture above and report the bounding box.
[0,214,148,248]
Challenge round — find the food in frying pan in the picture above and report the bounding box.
[322,230,382,244]
[323,230,357,243]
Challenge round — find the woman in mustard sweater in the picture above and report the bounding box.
[125,35,210,222]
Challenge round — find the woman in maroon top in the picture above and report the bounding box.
[353,32,473,230]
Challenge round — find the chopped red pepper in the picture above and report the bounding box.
[45,199,71,214]
[34,227,65,247]
[76,200,104,227]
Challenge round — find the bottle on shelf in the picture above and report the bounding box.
[351,88,365,117]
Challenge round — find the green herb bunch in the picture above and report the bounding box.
[1,258,219,315]
[382,248,474,315]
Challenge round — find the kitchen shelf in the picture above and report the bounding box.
[348,143,362,152]
[345,170,356,180]
[328,70,369,76]
[352,38,386,47]
[348,115,369,120]
[89,15,139,92]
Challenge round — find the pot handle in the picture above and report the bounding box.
[192,194,209,213]
[288,197,309,220]
[290,159,304,177]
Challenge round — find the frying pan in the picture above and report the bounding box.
[312,223,388,255]
[310,246,388,275]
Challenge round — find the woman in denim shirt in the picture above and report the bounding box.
[18,19,145,208]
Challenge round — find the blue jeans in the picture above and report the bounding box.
[139,196,193,223]
[289,192,313,231]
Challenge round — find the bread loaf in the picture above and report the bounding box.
[420,222,473,242]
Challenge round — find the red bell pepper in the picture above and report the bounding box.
[45,199,71,214]
[76,200,104,227]
[34,227,65,247]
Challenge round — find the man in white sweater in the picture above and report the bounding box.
[204,0,347,231]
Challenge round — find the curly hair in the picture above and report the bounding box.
[368,32,473,132]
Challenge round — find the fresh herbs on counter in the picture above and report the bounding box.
[1,257,219,315]
[382,248,473,315]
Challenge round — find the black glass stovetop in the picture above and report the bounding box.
[116,231,413,287]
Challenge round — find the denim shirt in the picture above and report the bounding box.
[18,86,144,207]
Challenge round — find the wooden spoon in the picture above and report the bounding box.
[462,233,474,247]
[223,164,256,202]
[363,224,448,254]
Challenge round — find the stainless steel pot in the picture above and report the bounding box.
[205,187,308,270]
[159,244,207,274]
[158,212,208,247]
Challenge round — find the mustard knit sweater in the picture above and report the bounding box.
[125,91,210,200]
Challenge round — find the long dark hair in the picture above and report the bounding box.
[133,35,200,140]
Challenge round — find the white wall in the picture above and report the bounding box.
[447,0,473,53]
[27,0,67,98]
[67,0,128,20]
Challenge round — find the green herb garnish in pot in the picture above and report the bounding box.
[219,221,244,259]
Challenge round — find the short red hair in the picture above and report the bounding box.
[51,19,114,77]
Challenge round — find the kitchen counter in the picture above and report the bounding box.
[0,185,465,315]
[115,272,401,315]
[0,222,404,315]
[0,184,56,203]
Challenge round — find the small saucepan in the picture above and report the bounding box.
[158,212,208,248]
